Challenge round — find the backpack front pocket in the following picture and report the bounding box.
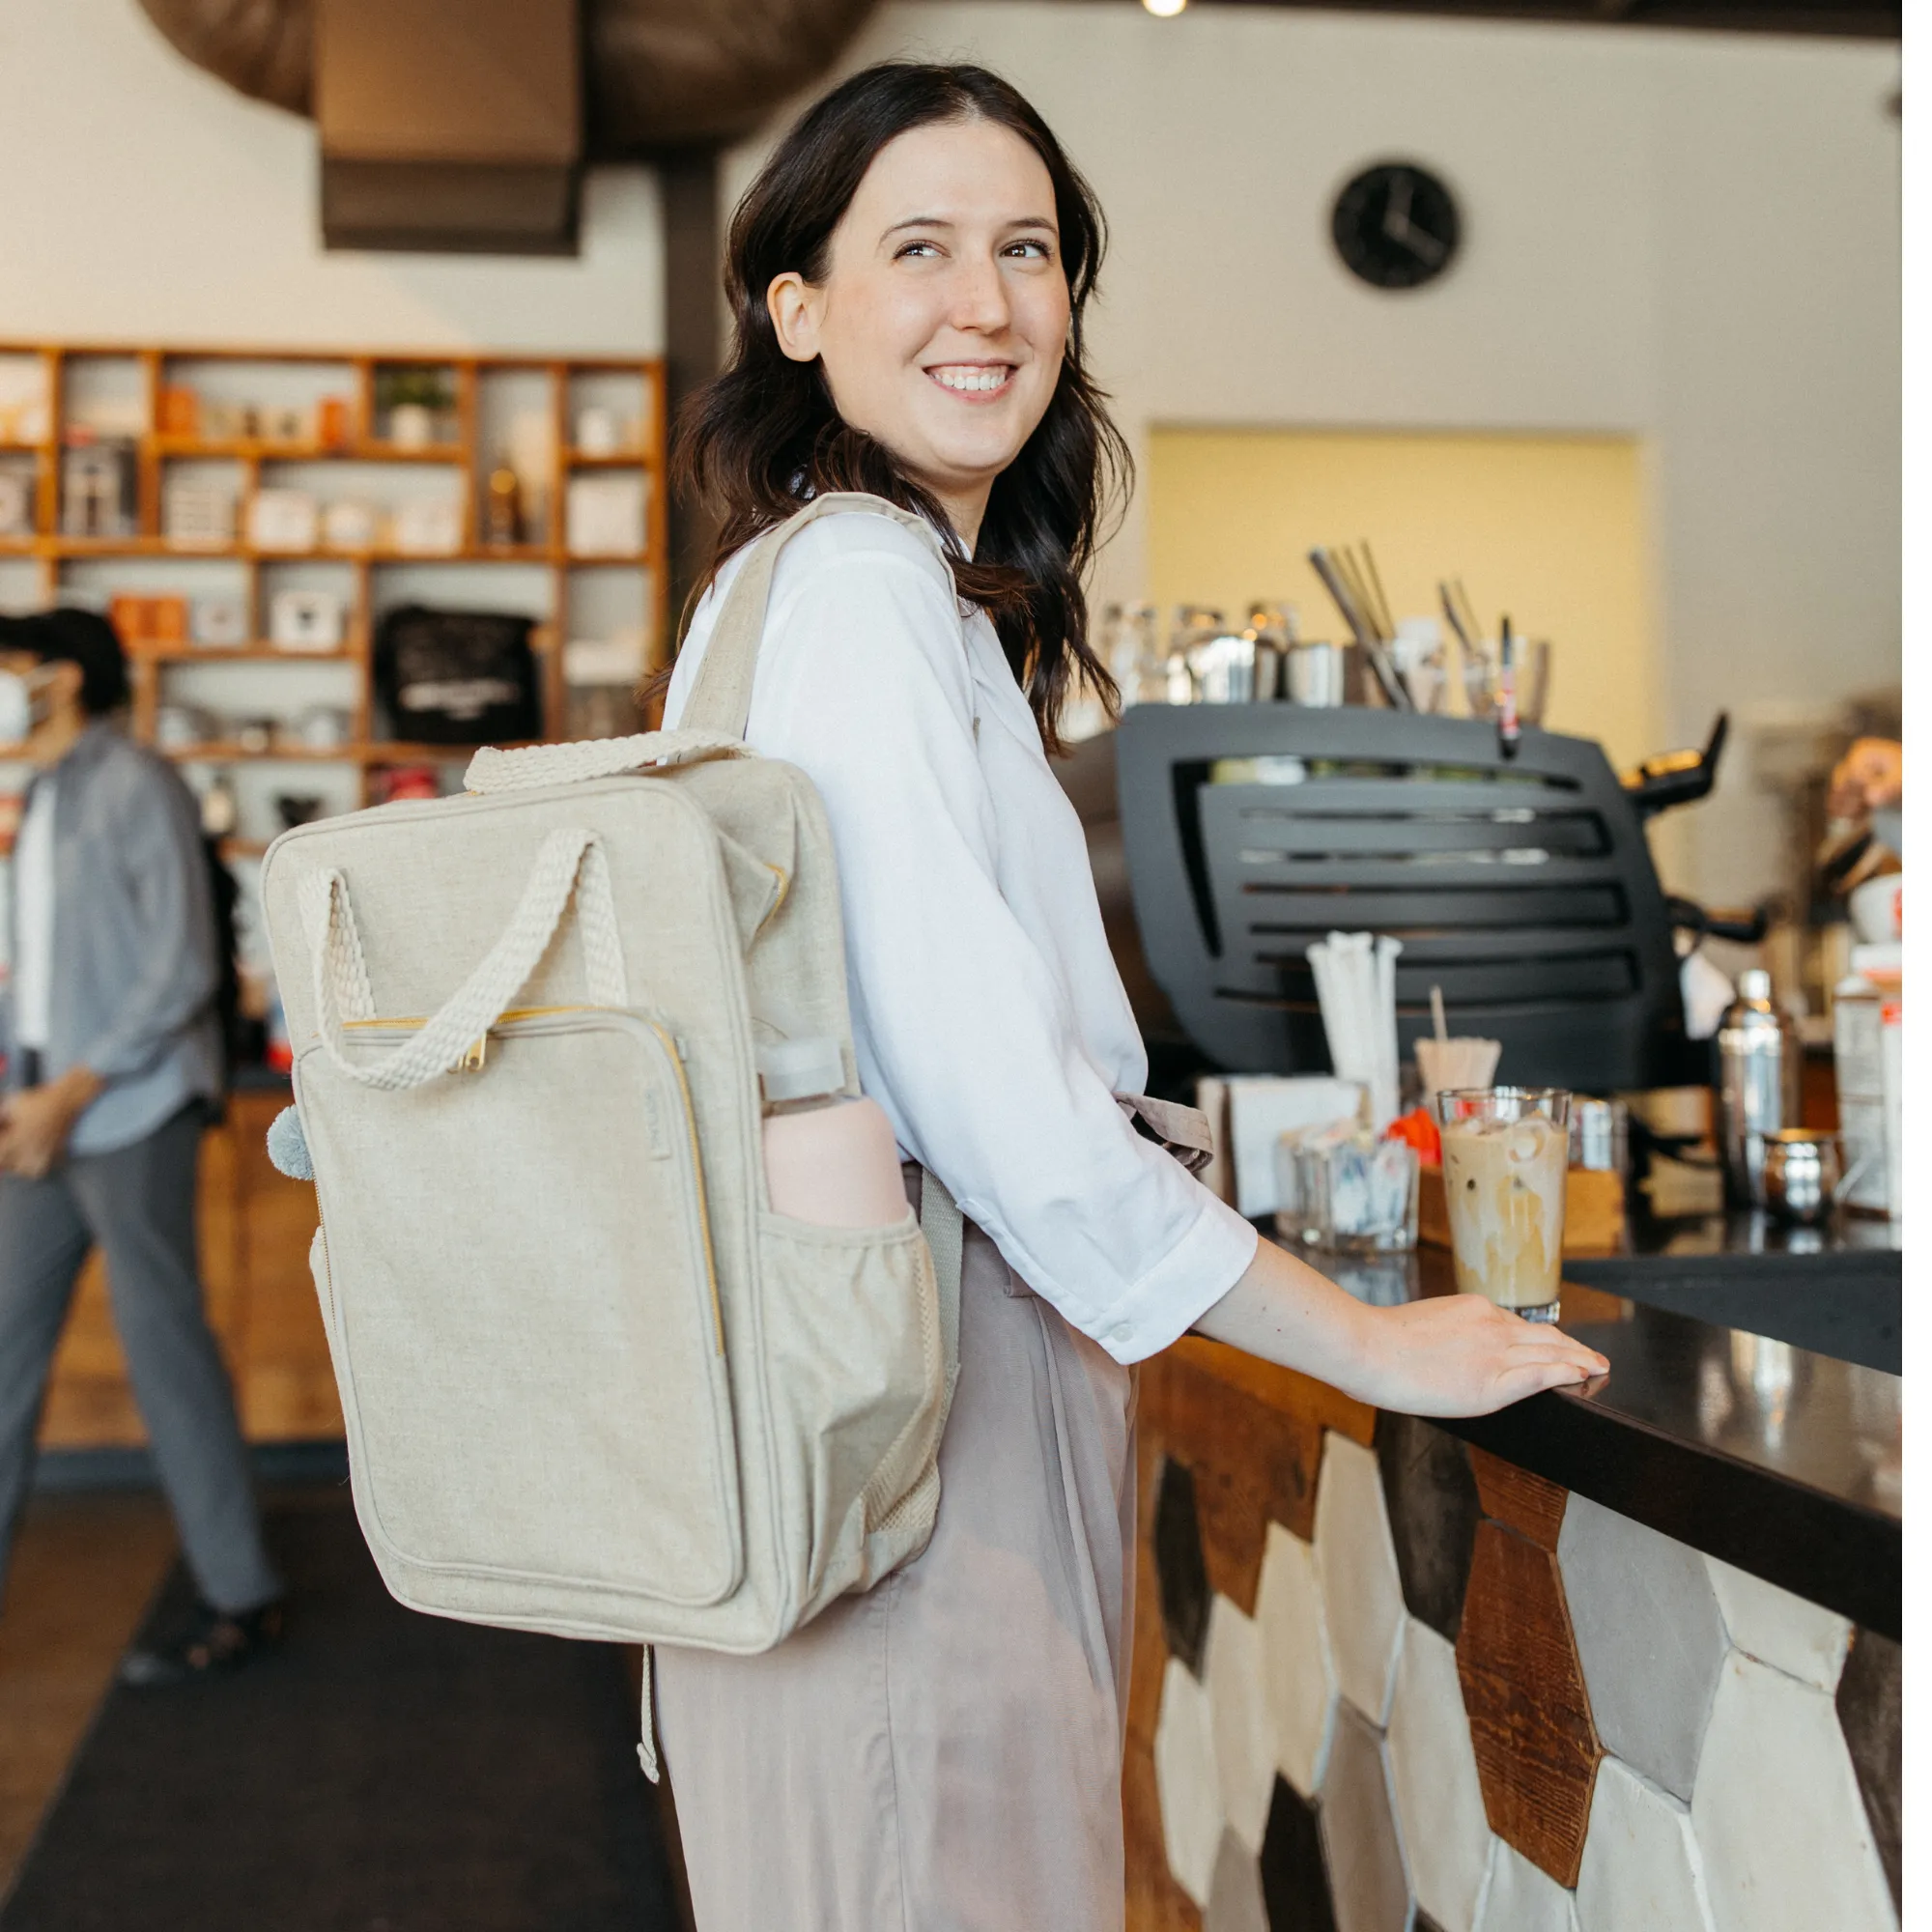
[299,1009,742,1609]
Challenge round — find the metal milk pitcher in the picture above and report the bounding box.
[1716,968,1801,1207]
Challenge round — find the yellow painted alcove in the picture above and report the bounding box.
[1146,429,1661,774]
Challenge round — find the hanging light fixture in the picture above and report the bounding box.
[1143,0,1187,16]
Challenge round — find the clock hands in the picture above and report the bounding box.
[1383,170,1414,235]
[1380,172,1449,268]
[1393,221,1448,269]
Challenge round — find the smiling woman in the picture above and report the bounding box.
[670,61,1128,753]
[649,60,1606,1932]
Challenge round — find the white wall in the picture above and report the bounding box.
[0,0,1899,899]
[0,0,663,352]
[728,5,1901,899]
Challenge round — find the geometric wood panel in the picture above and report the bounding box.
[1833,1628,1902,1913]
[1155,1457,1213,1678]
[1377,1412,1482,1642]
[1468,1445,1568,1551]
[1144,1346,1328,1613]
[1130,1406,1208,1932]
[1162,1338,1378,1451]
[1130,1321,1893,1932]
[1260,1775,1339,1932]
[1455,1520,1602,1888]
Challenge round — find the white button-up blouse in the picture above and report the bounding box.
[664,507,1258,1365]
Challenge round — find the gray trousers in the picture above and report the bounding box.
[0,1102,279,1614]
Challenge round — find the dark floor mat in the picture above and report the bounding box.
[1,1490,681,1932]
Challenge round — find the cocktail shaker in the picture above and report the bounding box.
[1715,969,1801,1206]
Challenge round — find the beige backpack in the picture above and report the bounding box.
[261,496,962,1754]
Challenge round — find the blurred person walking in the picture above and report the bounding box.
[0,610,281,1680]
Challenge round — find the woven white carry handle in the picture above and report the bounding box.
[298,828,627,1092]
[465,729,745,795]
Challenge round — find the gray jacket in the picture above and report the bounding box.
[7,722,222,1155]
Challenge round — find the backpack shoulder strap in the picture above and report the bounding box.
[678,492,946,739]
[680,492,966,1408]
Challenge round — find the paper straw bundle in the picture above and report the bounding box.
[1307,931,1404,1129]
[1414,983,1501,1101]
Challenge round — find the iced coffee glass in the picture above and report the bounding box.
[1433,1088,1572,1321]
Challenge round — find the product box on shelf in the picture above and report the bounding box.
[60,440,138,537]
[565,472,646,556]
[247,489,320,553]
[191,593,250,648]
[157,385,200,437]
[162,475,238,549]
[0,469,31,536]
[109,593,189,648]
[269,589,346,653]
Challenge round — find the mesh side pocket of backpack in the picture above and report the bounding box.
[753,1209,945,1613]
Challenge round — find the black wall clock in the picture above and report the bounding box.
[1331,161,1461,292]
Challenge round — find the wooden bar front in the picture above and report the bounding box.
[1125,1329,1900,1931]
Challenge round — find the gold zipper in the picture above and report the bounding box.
[643,1018,726,1357]
[341,1003,597,1030]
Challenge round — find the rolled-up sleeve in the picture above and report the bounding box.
[747,541,1257,1364]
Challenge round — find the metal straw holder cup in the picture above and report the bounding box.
[1755,1129,1843,1227]
[1287,640,1346,708]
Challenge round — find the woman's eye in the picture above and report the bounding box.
[895,241,940,260]
[1005,239,1053,261]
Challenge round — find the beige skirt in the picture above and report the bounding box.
[654,1184,1138,1932]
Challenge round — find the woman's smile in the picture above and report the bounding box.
[924,362,1018,399]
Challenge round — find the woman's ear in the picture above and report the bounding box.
[766,271,824,365]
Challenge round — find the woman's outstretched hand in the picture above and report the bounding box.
[1335,1292,1609,1417]
[1192,1235,1608,1419]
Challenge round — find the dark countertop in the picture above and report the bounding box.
[1309,1218,1901,1639]
[1563,1208,1900,1375]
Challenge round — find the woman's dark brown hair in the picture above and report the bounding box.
[669,61,1129,752]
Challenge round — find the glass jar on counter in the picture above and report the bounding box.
[1097,602,1166,708]
[1273,1127,1420,1254]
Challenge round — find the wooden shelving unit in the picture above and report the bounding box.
[0,340,667,811]
[0,346,674,1460]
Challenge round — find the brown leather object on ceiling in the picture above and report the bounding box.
[318,0,579,164]
[313,0,582,251]
[584,0,879,149]
[137,0,316,117]
[134,0,882,151]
